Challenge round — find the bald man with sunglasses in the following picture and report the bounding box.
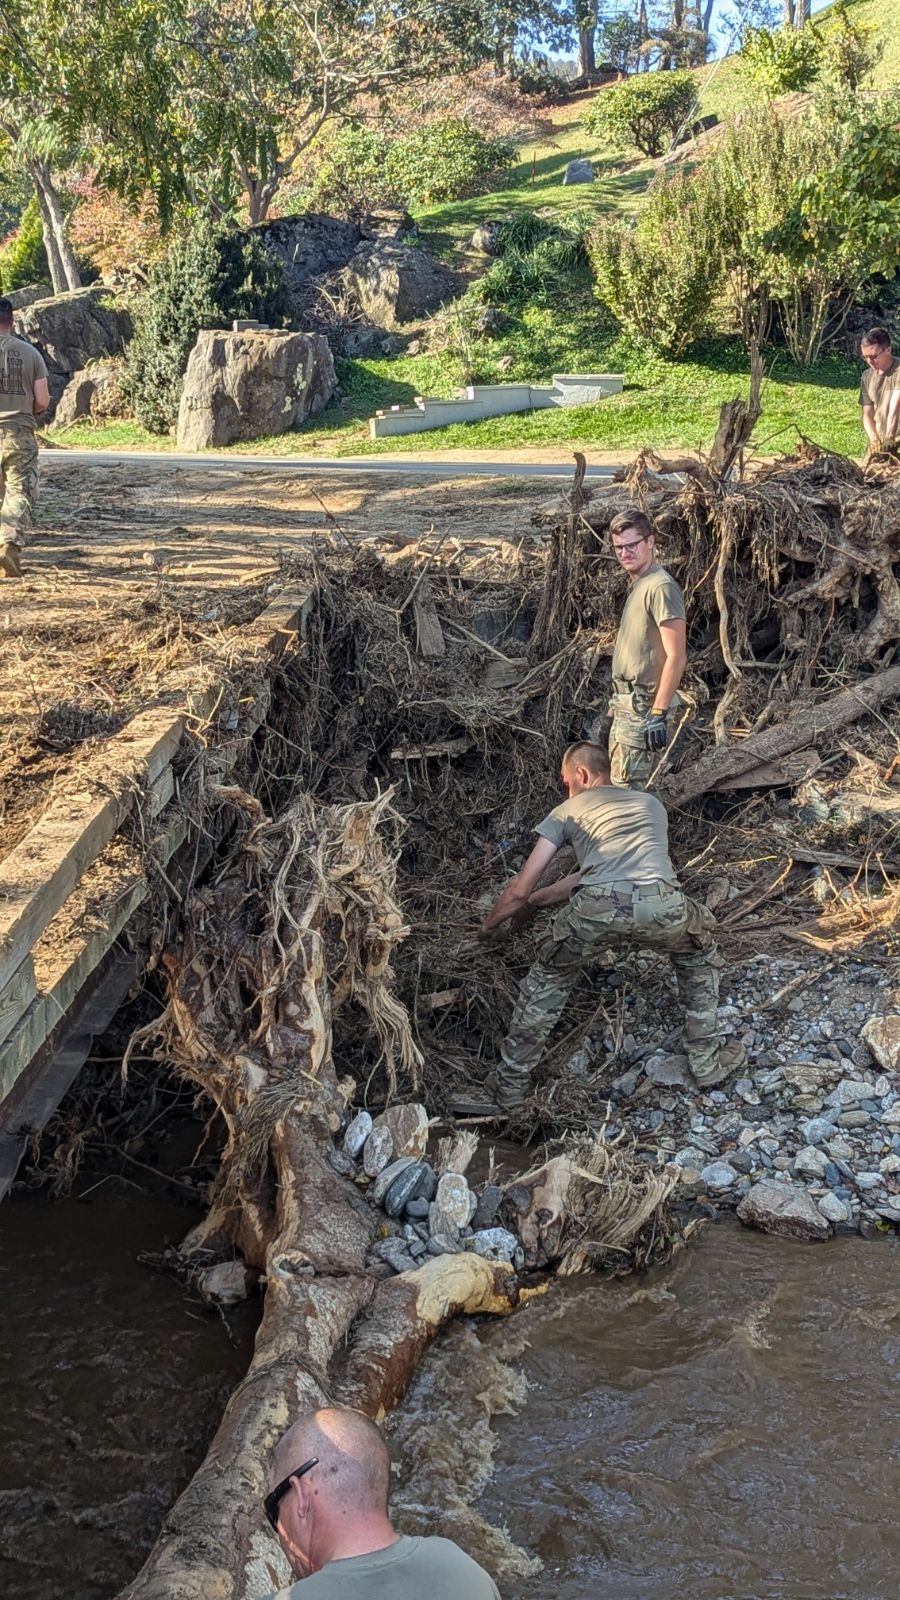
[264,1407,500,1598]
[596,507,687,789]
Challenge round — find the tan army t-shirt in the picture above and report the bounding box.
[611,563,685,694]
[859,358,900,442]
[270,1535,501,1599]
[0,331,48,430]
[536,785,675,887]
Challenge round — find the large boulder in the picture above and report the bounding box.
[53,358,130,429]
[18,287,132,376]
[175,328,336,450]
[5,283,51,311]
[346,241,458,329]
[250,213,364,297]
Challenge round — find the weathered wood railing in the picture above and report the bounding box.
[0,584,315,1193]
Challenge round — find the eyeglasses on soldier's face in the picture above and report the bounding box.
[263,1456,318,1530]
[612,536,649,555]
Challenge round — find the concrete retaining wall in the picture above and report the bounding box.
[369,373,623,439]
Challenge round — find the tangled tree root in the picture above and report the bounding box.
[115,787,678,1600]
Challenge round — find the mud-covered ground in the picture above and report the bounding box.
[0,460,554,860]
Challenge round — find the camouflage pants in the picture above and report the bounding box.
[497,880,721,1109]
[607,689,659,789]
[0,423,39,547]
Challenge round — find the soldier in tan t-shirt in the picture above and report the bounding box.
[482,740,744,1109]
[594,507,686,788]
[0,295,50,578]
[859,326,900,451]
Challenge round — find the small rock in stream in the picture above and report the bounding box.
[198,1260,257,1306]
[384,1162,429,1216]
[701,1161,737,1192]
[363,1125,394,1177]
[371,1155,415,1205]
[435,1172,473,1228]
[373,1238,418,1274]
[343,1110,373,1158]
[470,1227,519,1263]
[405,1196,430,1220]
[327,1147,357,1177]
[472,1184,503,1230]
[736,1180,830,1242]
[426,1232,461,1256]
[818,1192,851,1225]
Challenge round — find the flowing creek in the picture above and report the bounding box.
[1,1184,896,1600]
[0,1186,257,1600]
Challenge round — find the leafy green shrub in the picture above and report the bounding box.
[125,224,291,433]
[583,71,696,157]
[384,118,515,206]
[467,210,591,313]
[740,24,822,97]
[301,125,400,217]
[587,170,724,357]
[0,196,49,292]
[818,1,882,91]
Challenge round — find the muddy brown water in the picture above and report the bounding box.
[1,1189,897,1600]
[392,1225,900,1600]
[0,1186,256,1600]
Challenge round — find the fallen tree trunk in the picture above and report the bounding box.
[116,786,673,1600]
[662,662,900,807]
[118,1123,519,1600]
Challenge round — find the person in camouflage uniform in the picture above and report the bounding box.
[594,508,687,789]
[482,741,744,1114]
[0,296,50,579]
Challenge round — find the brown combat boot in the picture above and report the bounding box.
[690,1040,747,1090]
[0,541,23,579]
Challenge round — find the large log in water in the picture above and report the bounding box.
[114,787,673,1600]
[115,793,524,1600]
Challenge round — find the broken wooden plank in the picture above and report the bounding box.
[390,737,475,761]
[412,582,445,660]
[482,658,526,690]
[420,986,463,1012]
[664,664,900,807]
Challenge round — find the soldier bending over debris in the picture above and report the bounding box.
[483,741,745,1114]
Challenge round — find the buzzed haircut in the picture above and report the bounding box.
[273,1407,391,1514]
[0,297,13,325]
[562,741,611,779]
[609,508,654,544]
[861,326,892,351]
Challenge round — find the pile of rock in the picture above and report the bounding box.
[592,954,900,1241]
[331,1102,522,1276]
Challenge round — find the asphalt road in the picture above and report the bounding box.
[42,448,618,481]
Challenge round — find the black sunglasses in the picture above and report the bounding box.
[263,1456,318,1530]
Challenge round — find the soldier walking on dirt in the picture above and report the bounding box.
[483,741,744,1114]
[0,296,50,579]
[594,508,686,788]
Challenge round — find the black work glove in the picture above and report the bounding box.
[643,709,668,752]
